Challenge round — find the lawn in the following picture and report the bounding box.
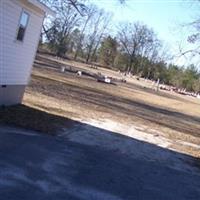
[1,54,200,157]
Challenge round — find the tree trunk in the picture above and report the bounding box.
[86,50,91,63]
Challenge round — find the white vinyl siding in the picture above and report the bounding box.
[0,0,3,85]
[0,0,44,85]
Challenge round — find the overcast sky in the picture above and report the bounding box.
[92,0,199,67]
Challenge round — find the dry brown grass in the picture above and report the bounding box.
[28,62,200,137]
[1,54,200,157]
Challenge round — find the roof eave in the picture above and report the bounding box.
[27,0,56,17]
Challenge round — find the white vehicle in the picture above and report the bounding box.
[97,75,111,84]
[104,76,111,83]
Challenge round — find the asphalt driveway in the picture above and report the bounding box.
[0,124,200,200]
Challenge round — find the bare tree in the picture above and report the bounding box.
[118,22,159,73]
[84,9,111,63]
[43,2,81,57]
[39,0,87,15]
[90,13,112,62]
[175,0,200,67]
[73,5,96,60]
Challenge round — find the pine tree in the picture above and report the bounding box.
[99,36,118,67]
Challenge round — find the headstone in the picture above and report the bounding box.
[61,66,65,73]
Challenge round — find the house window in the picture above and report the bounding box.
[16,11,29,42]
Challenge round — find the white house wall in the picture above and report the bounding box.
[0,0,4,85]
[0,0,44,85]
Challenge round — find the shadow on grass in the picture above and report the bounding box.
[29,75,200,139]
[0,104,77,135]
[34,55,66,70]
[0,105,199,199]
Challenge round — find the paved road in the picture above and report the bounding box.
[0,124,200,200]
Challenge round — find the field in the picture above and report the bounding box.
[1,54,200,158]
[28,54,200,157]
[1,53,200,198]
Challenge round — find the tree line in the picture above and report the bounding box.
[39,0,200,93]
